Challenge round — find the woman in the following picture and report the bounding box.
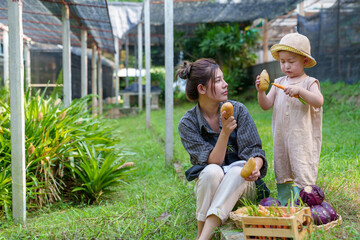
[177,58,268,240]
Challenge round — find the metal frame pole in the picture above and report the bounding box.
[91,43,97,116]
[125,34,129,88]
[62,5,71,107]
[97,50,103,115]
[164,0,174,164]
[137,23,143,111]
[81,29,88,98]
[8,0,26,224]
[144,0,151,128]
[114,38,119,104]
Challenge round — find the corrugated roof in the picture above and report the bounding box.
[149,0,304,25]
[0,0,115,53]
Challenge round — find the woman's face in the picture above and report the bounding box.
[205,68,228,102]
[279,51,306,78]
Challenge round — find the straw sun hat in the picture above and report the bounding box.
[270,32,317,68]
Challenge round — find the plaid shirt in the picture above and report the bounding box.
[178,100,267,179]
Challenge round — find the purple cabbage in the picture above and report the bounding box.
[299,185,325,206]
[259,197,281,207]
[321,202,338,222]
[311,205,331,225]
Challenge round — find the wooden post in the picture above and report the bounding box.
[62,5,71,107]
[144,0,151,128]
[97,50,103,115]
[137,23,143,111]
[8,0,26,225]
[3,29,9,89]
[114,37,119,104]
[164,0,174,164]
[91,43,97,116]
[24,40,31,91]
[125,34,129,88]
[263,19,268,63]
[81,29,88,98]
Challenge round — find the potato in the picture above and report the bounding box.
[241,157,256,178]
[220,102,233,119]
[259,69,270,91]
[234,206,250,216]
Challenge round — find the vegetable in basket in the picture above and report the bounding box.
[311,205,331,225]
[321,202,338,221]
[299,185,325,206]
[259,197,281,207]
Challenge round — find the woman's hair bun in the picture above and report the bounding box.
[177,61,192,79]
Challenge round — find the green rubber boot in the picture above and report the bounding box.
[277,182,301,206]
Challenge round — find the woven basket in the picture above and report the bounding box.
[314,215,342,231]
[229,206,251,229]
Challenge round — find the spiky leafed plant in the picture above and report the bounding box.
[66,141,135,203]
[24,90,121,207]
[2,88,93,207]
[0,94,12,218]
[0,166,11,219]
[23,90,93,207]
[1,87,132,209]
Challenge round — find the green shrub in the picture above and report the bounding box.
[0,88,135,213]
[151,67,166,103]
[66,141,135,203]
[0,167,11,219]
[176,23,260,96]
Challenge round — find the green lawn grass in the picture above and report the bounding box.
[0,81,359,239]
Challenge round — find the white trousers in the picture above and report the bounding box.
[194,164,256,223]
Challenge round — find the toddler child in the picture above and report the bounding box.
[255,32,324,205]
